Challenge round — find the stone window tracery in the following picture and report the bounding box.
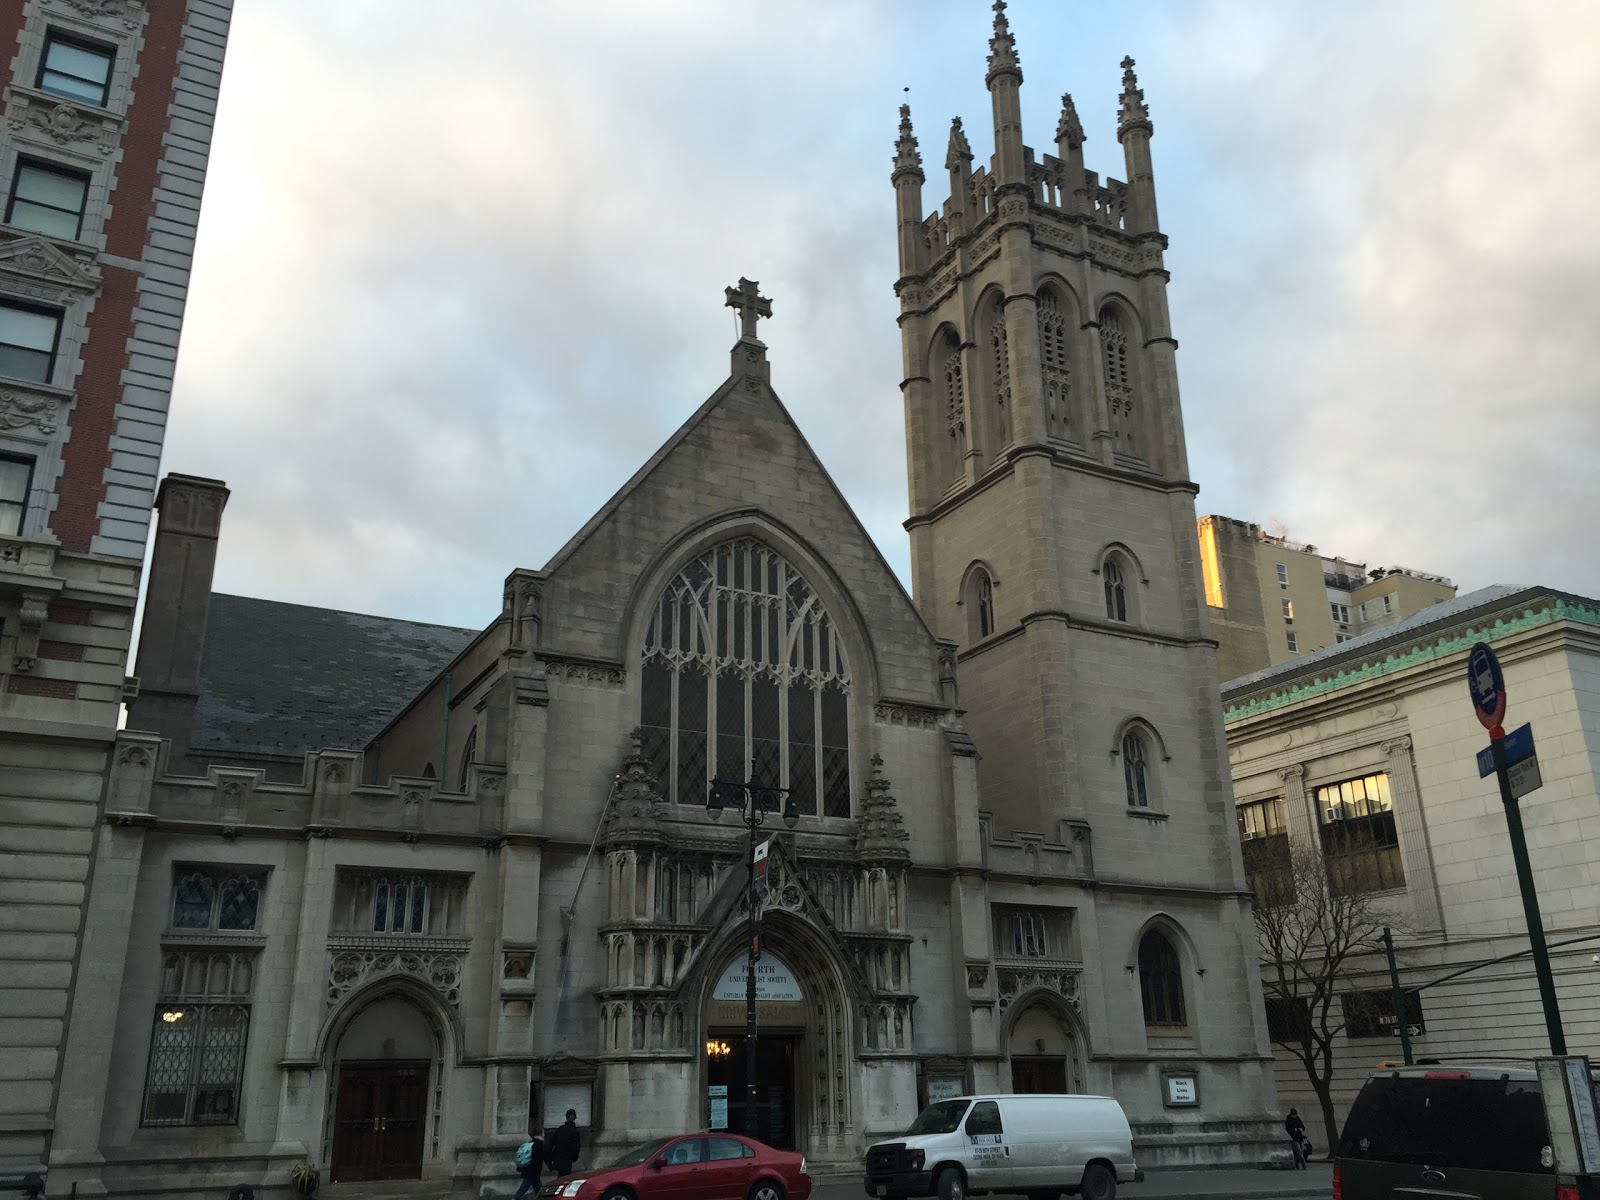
[1099,306,1139,459]
[640,538,852,817]
[332,871,467,937]
[988,307,1012,449]
[936,330,965,486]
[1038,290,1072,439]
[170,868,261,933]
[1122,729,1151,808]
[1103,558,1128,622]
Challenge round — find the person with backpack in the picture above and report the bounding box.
[547,1109,582,1178]
[1285,1107,1309,1169]
[512,1134,546,1200]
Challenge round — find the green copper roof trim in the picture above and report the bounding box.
[1223,597,1600,722]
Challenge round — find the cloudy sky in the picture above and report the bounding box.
[164,0,1600,630]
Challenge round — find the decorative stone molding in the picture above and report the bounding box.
[327,947,465,1010]
[46,0,145,30]
[854,755,910,862]
[604,728,665,847]
[9,589,50,673]
[0,383,66,435]
[107,732,159,819]
[873,702,942,728]
[996,961,1083,1012]
[542,659,626,686]
[502,950,534,981]
[966,964,989,990]
[3,87,125,160]
[502,568,544,649]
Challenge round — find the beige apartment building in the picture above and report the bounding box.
[1198,514,1456,681]
[1223,584,1600,1133]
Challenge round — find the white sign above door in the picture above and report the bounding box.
[712,954,804,1002]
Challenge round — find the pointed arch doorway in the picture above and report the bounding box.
[1006,995,1084,1095]
[698,915,856,1160]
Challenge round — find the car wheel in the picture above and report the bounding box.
[600,1189,633,1200]
[748,1180,785,1200]
[935,1166,967,1200]
[1079,1163,1116,1200]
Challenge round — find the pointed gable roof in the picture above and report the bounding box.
[536,357,945,706]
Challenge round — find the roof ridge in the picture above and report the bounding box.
[210,591,480,635]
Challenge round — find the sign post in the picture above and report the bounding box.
[1468,642,1566,1055]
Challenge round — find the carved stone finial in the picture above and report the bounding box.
[987,0,1020,77]
[893,103,922,175]
[603,728,665,846]
[1118,55,1151,136]
[854,754,911,862]
[1056,93,1085,149]
[945,117,972,172]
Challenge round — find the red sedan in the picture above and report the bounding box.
[540,1133,810,1200]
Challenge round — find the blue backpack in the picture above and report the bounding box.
[515,1141,535,1169]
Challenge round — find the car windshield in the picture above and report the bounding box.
[905,1100,969,1136]
[608,1137,673,1168]
[1339,1076,1552,1174]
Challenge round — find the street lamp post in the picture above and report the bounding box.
[707,777,798,1140]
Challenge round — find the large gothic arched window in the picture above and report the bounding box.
[1138,929,1186,1026]
[1099,305,1140,460]
[640,538,852,817]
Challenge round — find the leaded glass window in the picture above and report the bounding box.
[1138,931,1186,1026]
[641,538,852,817]
[1122,729,1150,808]
[1104,559,1128,622]
[331,871,467,937]
[1099,306,1139,459]
[142,950,255,1127]
[170,869,261,932]
[1038,290,1071,439]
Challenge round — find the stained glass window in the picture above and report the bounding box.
[642,538,851,817]
[142,950,255,1126]
[170,870,261,932]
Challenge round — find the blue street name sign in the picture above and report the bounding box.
[1478,723,1535,778]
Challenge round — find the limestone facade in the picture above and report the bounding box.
[0,0,233,1183]
[1224,585,1600,1131]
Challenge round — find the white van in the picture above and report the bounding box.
[863,1093,1142,1200]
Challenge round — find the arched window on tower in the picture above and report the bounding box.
[1099,306,1140,460]
[988,306,1012,450]
[936,329,966,487]
[1138,930,1187,1026]
[640,538,852,818]
[964,565,997,643]
[1038,289,1072,441]
[1122,727,1151,808]
[1104,558,1128,622]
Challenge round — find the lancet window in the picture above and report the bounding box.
[1038,290,1072,439]
[936,330,966,486]
[1099,306,1139,459]
[640,538,852,818]
[988,308,1012,448]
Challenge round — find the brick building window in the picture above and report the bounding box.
[6,159,89,240]
[1237,797,1291,905]
[0,301,61,384]
[0,453,32,537]
[38,33,114,107]
[1317,772,1405,896]
[640,538,852,817]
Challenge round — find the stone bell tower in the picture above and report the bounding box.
[893,3,1226,849]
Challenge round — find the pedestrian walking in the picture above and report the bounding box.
[512,1134,547,1200]
[548,1108,582,1178]
[1285,1107,1308,1169]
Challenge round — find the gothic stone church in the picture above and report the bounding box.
[47,13,1279,1198]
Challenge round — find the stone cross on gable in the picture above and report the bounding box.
[725,277,772,341]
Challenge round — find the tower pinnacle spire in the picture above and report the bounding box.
[1055,93,1085,149]
[986,0,1020,81]
[1117,55,1151,138]
[893,103,922,176]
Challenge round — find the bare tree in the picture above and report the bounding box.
[1252,836,1406,1151]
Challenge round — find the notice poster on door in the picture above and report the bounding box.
[712,954,804,1001]
[927,1077,965,1104]
[708,1085,729,1131]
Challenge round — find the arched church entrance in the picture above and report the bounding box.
[326,992,440,1183]
[698,916,854,1159]
[1006,994,1083,1094]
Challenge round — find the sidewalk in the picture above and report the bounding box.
[1125,1162,1332,1199]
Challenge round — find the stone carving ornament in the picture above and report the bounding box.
[0,388,58,434]
[47,0,145,28]
[327,949,463,1010]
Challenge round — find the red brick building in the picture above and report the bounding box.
[0,0,234,1184]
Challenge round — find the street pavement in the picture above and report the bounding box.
[810,1162,1333,1200]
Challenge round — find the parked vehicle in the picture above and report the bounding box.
[539,1133,809,1200]
[863,1093,1141,1200]
[1336,1062,1571,1199]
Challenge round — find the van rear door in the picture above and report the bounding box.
[961,1100,1014,1192]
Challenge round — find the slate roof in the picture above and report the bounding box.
[1220,583,1534,698]
[190,594,480,760]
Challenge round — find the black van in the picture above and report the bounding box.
[1336,1063,1576,1200]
